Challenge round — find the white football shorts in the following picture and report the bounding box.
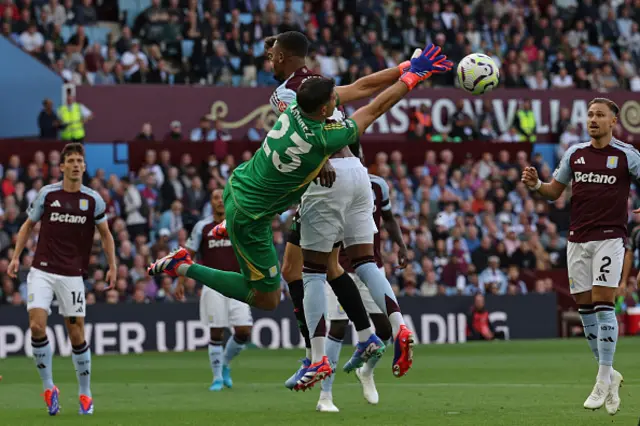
[300,157,377,253]
[26,267,86,317]
[199,286,253,328]
[567,238,624,295]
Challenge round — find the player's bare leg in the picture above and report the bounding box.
[65,316,93,415]
[582,286,622,413]
[345,243,414,377]
[29,308,60,416]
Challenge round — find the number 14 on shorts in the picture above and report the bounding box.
[71,291,84,313]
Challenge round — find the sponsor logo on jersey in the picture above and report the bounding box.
[606,156,618,169]
[50,212,88,224]
[208,239,232,248]
[573,171,617,184]
[79,199,89,211]
[51,200,61,208]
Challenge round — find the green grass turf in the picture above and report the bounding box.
[0,338,638,425]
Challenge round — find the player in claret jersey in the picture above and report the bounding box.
[522,98,638,415]
[264,33,450,394]
[183,189,253,392]
[149,42,445,388]
[8,143,117,416]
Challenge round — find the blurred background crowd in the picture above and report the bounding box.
[4,144,637,308]
[2,0,640,90]
[1,0,639,321]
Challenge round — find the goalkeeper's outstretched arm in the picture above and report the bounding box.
[335,49,421,105]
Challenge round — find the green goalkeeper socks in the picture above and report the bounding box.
[185,264,254,305]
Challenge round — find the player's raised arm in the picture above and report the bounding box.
[349,44,453,138]
[334,49,423,105]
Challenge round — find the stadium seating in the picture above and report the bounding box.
[0,1,638,318]
[4,0,637,90]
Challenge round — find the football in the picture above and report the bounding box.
[457,53,500,95]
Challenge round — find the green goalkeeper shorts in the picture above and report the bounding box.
[223,188,281,293]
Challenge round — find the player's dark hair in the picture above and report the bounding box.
[297,77,335,114]
[275,31,309,57]
[264,35,277,51]
[588,98,619,116]
[61,143,85,162]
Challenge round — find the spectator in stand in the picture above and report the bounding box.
[121,39,148,83]
[42,0,65,27]
[527,70,549,90]
[74,0,96,26]
[507,265,528,295]
[246,118,266,142]
[159,166,183,211]
[156,200,183,243]
[2,169,17,197]
[0,0,19,21]
[450,100,476,142]
[190,116,216,142]
[135,123,155,141]
[164,121,183,141]
[184,176,206,214]
[213,120,232,142]
[19,21,44,54]
[121,176,148,238]
[551,67,575,88]
[38,98,61,139]
[479,255,508,295]
[467,294,506,341]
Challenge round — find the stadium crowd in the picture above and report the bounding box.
[0,143,615,308]
[2,0,640,90]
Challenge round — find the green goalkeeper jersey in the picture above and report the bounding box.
[227,101,359,219]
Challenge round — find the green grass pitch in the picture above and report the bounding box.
[1,338,638,425]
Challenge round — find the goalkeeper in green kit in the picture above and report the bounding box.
[148,44,453,313]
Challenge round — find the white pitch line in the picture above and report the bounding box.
[239,382,640,388]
